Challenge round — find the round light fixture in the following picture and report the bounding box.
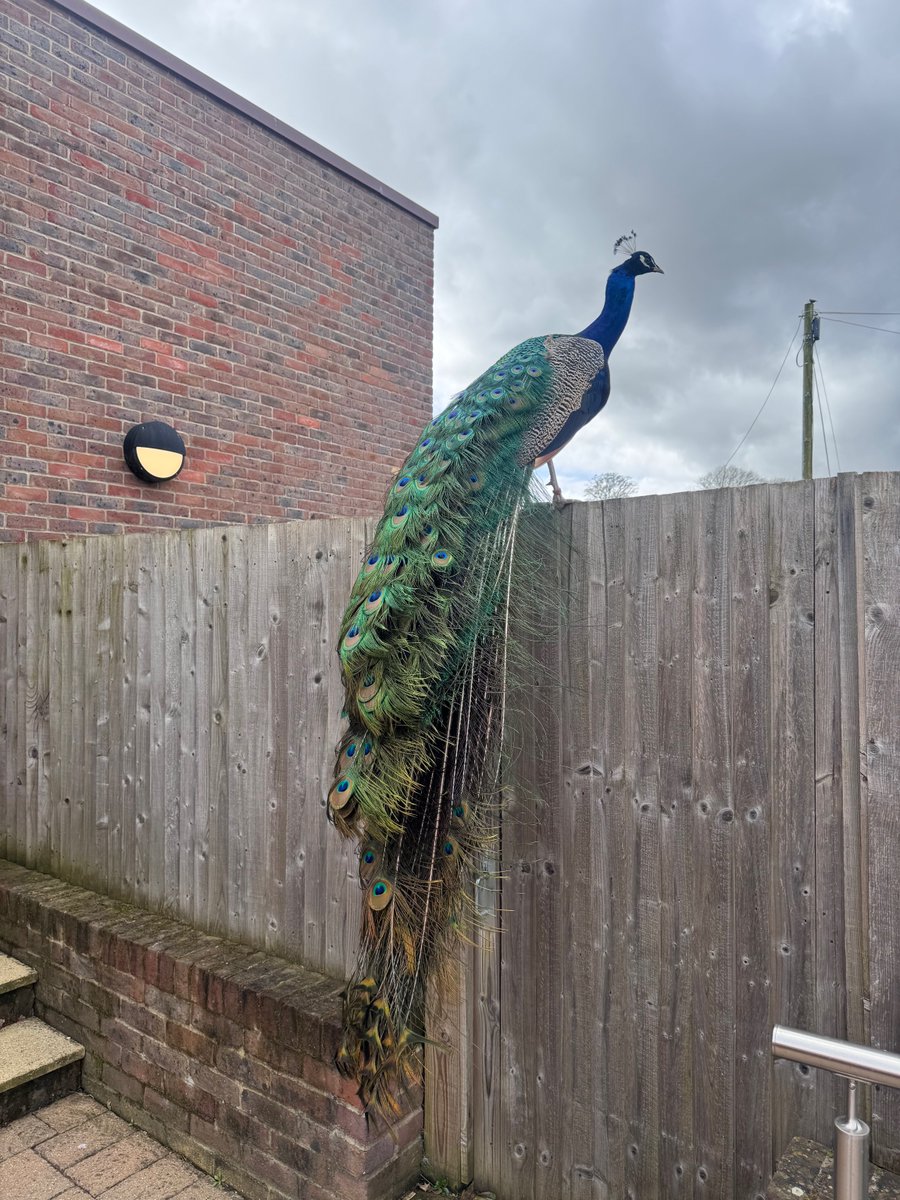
[123,420,186,483]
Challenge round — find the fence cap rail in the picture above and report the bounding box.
[772,1025,900,1090]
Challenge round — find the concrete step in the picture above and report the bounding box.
[0,952,37,1027]
[769,1136,900,1198]
[0,1016,84,1126]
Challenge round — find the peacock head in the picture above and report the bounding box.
[615,250,664,277]
[612,231,663,277]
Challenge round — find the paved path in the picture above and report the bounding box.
[0,1092,237,1199]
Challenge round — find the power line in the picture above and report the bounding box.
[813,343,841,473]
[818,310,900,316]
[820,316,900,335]
[723,318,802,471]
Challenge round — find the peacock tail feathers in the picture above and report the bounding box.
[328,337,568,1114]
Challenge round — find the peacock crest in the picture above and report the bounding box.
[613,229,639,256]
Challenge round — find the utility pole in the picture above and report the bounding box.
[802,299,818,480]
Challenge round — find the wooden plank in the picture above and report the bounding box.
[266,523,290,956]
[0,544,19,864]
[48,541,66,880]
[62,540,87,885]
[246,522,272,948]
[79,534,101,890]
[471,816,502,1191]
[117,534,139,897]
[146,532,169,913]
[498,520,550,1200]
[691,486,734,1200]
[294,524,328,972]
[8,546,22,867]
[191,528,216,930]
[730,482,772,1198]
[281,522,306,963]
[622,495,661,1200]
[861,472,900,1172]
[532,509,568,1200]
[207,529,231,935]
[561,501,607,1200]
[812,478,851,1141]
[132,533,156,907]
[834,475,868,1055]
[23,541,49,872]
[91,533,113,894]
[322,518,366,979]
[8,544,23,865]
[599,495,631,1200]
[583,501,613,1200]
[225,526,249,941]
[425,935,474,1189]
[769,482,818,1156]
[222,523,272,947]
[174,531,197,923]
[498,753,537,1200]
[656,489,696,1200]
[106,533,127,899]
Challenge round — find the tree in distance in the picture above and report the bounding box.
[697,464,766,490]
[584,471,639,500]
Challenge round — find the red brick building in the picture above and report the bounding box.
[0,0,437,541]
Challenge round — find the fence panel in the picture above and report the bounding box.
[450,474,892,1200]
[0,518,371,980]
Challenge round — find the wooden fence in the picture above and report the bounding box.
[1,474,898,1200]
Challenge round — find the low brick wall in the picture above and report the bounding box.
[0,860,422,1200]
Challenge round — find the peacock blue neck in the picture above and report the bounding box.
[578,266,635,356]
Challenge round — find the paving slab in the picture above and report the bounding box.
[37,1093,107,1134]
[99,1153,206,1200]
[66,1130,169,1196]
[0,1146,71,1200]
[37,1110,133,1170]
[0,1111,56,1159]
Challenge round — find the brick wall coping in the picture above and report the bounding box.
[47,0,440,229]
[0,858,346,1053]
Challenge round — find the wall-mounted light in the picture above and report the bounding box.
[123,420,186,483]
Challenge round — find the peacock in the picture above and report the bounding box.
[327,233,663,1115]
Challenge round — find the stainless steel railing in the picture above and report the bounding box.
[772,1025,900,1200]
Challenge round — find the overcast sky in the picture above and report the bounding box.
[88,0,898,497]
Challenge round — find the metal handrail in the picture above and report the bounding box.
[772,1025,900,1200]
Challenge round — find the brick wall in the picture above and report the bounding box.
[0,0,436,542]
[0,859,423,1200]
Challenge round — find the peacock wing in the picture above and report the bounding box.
[517,334,607,466]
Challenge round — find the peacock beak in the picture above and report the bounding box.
[652,263,664,273]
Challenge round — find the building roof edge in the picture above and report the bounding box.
[50,0,440,229]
